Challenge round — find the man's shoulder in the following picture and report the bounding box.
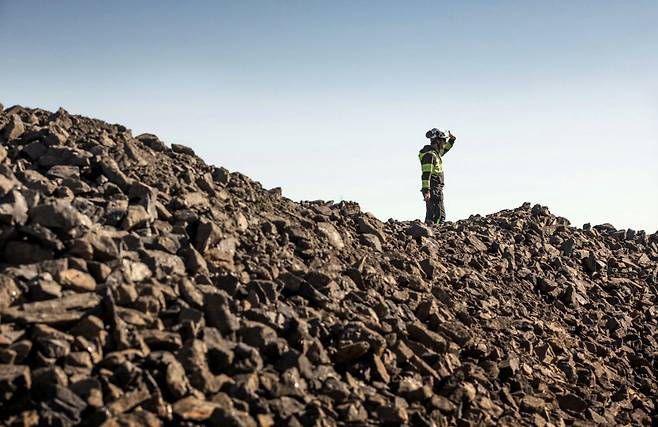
[419,145,435,155]
[420,146,440,160]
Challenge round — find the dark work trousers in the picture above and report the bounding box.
[424,185,445,225]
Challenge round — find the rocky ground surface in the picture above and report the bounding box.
[0,104,656,427]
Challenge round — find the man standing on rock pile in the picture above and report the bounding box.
[419,128,457,225]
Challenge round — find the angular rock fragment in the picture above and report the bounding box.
[100,157,132,190]
[1,114,25,141]
[177,339,222,394]
[498,356,519,381]
[70,378,103,407]
[29,200,91,236]
[0,189,28,225]
[0,364,31,395]
[171,143,195,156]
[332,341,370,365]
[237,321,278,350]
[317,222,344,249]
[122,205,153,230]
[135,133,166,151]
[173,396,219,421]
[37,384,87,426]
[557,393,588,412]
[57,269,97,292]
[165,358,190,398]
[358,220,387,250]
[208,408,257,427]
[407,221,433,238]
[105,384,151,416]
[0,277,21,309]
[407,321,447,353]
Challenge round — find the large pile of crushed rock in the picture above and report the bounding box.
[0,103,656,427]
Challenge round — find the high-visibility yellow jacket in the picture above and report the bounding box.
[418,136,455,192]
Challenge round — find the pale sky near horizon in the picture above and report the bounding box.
[2,1,657,231]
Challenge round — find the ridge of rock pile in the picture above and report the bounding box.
[0,104,656,427]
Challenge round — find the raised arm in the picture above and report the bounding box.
[440,131,457,156]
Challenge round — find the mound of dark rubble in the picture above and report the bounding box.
[0,103,657,427]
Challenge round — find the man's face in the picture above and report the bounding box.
[432,138,446,150]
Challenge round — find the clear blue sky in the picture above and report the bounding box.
[2,1,657,231]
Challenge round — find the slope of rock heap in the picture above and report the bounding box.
[0,104,656,427]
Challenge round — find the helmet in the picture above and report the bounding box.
[425,128,446,140]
